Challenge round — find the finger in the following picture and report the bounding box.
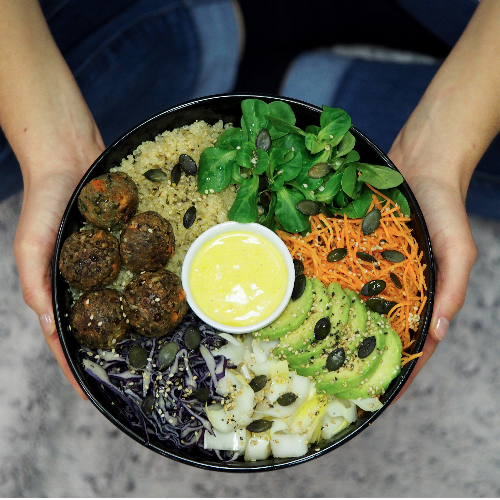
[40,313,88,400]
[426,199,476,344]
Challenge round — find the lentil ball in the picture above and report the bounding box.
[59,229,121,290]
[120,211,175,274]
[123,270,188,338]
[70,289,128,349]
[78,172,139,230]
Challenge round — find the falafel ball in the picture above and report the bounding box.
[59,229,121,290]
[123,270,188,338]
[120,211,175,274]
[70,289,128,349]
[78,172,139,230]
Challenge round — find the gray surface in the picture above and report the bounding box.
[1,189,500,498]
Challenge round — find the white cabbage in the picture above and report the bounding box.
[270,432,309,458]
[204,428,249,452]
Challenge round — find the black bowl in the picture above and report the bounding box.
[52,93,435,472]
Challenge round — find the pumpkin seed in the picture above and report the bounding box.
[144,168,167,182]
[360,279,386,296]
[277,392,298,406]
[390,272,402,289]
[183,205,196,229]
[184,325,201,350]
[179,154,197,176]
[308,162,331,179]
[141,394,155,414]
[326,347,345,372]
[171,163,182,185]
[296,200,321,216]
[362,208,381,235]
[158,341,179,370]
[366,297,397,315]
[320,204,334,218]
[258,174,269,192]
[381,250,405,263]
[260,191,271,209]
[191,387,210,403]
[128,345,148,369]
[247,419,273,433]
[358,336,376,358]
[249,375,268,392]
[356,251,377,263]
[327,248,348,262]
[291,274,307,301]
[256,129,271,152]
[314,317,331,341]
[293,258,304,276]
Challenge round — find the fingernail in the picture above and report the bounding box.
[39,313,55,337]
[434,317,449,341]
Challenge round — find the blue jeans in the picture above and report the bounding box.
[0,0,240,201]
[1,0,497,220]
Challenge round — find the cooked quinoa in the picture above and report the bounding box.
[106,120,237,290]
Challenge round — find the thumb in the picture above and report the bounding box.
[427,195,476,345]
[14,172,88,399]
[393,180,476,401]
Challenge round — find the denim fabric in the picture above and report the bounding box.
[395,0,479,47]
[0,0,239,202]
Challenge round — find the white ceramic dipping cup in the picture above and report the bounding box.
[181,221,295,334]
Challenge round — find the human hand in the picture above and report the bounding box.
[14,133,105,399]
[388,136,477,400]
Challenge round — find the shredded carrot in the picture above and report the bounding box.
[277,184,427,360]
[401,351,423,366]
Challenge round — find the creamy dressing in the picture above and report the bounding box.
[189,231,287,327]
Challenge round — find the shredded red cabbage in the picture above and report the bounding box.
[82,313,236,458]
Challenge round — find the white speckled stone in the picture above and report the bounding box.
[1,190,500,497]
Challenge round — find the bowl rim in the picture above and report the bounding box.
[52,92,435,472]
[181,221,295,334]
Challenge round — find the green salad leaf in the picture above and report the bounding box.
[196,99,409,232]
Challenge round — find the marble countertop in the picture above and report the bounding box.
[1,191,500,497]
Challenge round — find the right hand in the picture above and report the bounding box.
[388,131,477,400]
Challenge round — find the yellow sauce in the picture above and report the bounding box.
[190,231,287,327]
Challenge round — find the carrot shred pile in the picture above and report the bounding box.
[278,185,427,362]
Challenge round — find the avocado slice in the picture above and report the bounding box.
[343,289,368,353]
[335,325,402,399]
[254,277,314,340]
[286,282,349,369]
[306,310,387,395]
[273,279,330,358]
